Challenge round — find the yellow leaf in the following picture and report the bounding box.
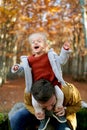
[20,16,32,22]
[49,6,62,13]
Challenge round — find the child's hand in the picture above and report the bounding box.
[11,64,20,73]
[63,41,70,50]
[13,65,19,71]
[54,106,65,116]
[35,112,45,120]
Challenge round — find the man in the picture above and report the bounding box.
[10,79,82,130]
[26,79,81,130]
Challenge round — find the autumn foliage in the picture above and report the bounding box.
[0,0,87,85]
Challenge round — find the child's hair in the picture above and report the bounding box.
[28,32,47,44]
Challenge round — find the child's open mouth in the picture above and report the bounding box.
[34,46,39,49]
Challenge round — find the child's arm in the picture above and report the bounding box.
[58,41,72,65]
[11,64,24,74]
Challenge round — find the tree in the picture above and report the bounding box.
[0,0,87,85]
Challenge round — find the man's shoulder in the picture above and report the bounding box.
[62,82,81,97]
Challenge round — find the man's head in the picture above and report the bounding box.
[28,32,48,55]
[31,79,56,110]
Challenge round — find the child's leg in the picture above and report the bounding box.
[53,85,66,123]
[32,96,50,130]
[54,85,64,108]
[32,95,44,114]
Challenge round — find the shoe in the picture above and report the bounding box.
[38,117,50,130]
[52,114,67,123]
[45,110,53,117]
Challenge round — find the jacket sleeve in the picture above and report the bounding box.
[11,56,27,74]
[62,82,82,116]
[24,90,35,115]
[11,64,24,74]
[57,47,72,65]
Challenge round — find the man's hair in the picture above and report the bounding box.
[31,79,55,103]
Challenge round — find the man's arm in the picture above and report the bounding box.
[24,91,35,115]
[62,82,82,116]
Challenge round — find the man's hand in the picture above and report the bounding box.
[54,106,65,116]
[35,112,45,120]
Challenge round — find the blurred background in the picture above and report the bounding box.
[0,0,87,86]
[0,2,87,129]
[0,0,87,84]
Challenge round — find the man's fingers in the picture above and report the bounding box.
[55,109,65,116]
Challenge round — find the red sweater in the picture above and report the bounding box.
[28,53,61,88]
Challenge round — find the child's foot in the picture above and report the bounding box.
[52,114,67,123]
[38,117,50,130]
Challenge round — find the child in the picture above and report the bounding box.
[11,32,71,130]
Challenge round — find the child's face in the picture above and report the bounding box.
[30,36,46,55]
